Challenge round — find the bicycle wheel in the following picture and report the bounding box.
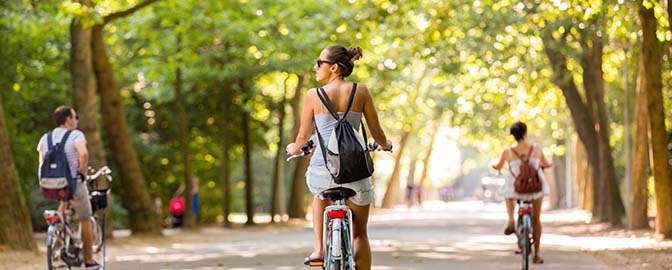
[520,227,530,270]
[342,219,354,270]
[91,216,105,269]
[332,259,341,270]
[46,225,67,270]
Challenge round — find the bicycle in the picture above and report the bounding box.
[287,140,380,270]
[515,200,534,270]
[44,166,112,270]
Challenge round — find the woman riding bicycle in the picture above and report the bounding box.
[492,121,552,264]
[286,45,392,270]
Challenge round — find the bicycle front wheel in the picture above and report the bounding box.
[91,216,105,269]
[331,259,341,270]
[520,227,530,270]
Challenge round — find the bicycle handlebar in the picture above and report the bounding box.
[87,166,113,182]
[286,140,316,161]
[286,140,390,162]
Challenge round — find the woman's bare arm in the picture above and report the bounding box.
[288,89,316,155]
[538,145,553,168]
[493,150,507,170]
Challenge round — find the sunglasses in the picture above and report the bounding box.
[316,59,336,68]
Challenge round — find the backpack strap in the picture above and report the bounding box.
[47,131,54,150]
[360,120,369,147]
[316,88,340,121]
[342,83,357,120]
[510,147,531,162]
[526,145,534,162]
[60,130,73,146]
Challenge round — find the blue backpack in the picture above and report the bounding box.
[39,130,75,200]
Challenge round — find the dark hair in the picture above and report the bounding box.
[54,105,73,126]
[325,45,363,77]
[509,121,527,141]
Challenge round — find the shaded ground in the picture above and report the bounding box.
[2,200,670,269]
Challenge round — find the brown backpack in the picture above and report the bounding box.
[510,147,542,194]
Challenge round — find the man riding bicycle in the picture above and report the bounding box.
[37,106,101,269]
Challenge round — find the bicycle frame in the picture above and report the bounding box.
[323,198,355,270]
[44,166,111,270]
[45,205,85,268]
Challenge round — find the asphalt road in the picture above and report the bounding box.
[103,201,612,270]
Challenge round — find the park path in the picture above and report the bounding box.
[101,200,628,270]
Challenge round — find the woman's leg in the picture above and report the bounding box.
[345,200,372,270]
[504,198,515,234]
[532,198,543,259]
[310,196,330,259]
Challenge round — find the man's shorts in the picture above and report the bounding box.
[306,165,375,206]
[70,181,92,220]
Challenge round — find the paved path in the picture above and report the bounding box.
[103,201,614,270]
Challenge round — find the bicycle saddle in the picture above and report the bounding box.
[321,187,356,201]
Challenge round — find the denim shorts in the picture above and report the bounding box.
[306,165,375,206]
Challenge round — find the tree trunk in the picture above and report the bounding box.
[580,35,625,225]
[640,3,672,239]
[91,25,161,234]
[70,0,105,170]
[418,122,439,188]
[629,45,651,229]
[271,75,289,222]
[220,99,231,227]
[69,0,112,238]
[551,144,567,209]
[542,30,624,225]
[0,94,36,250]
[288,73,309,219]
[575,139,593,212]
[381,130,410,208]
[240,80,255,226]
[175,62,194,228]
[417,122,439,205]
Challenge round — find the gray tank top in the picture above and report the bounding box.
[311,112,363,167]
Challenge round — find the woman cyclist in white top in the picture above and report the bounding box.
[493,121,552,264]
[286,45,392,270]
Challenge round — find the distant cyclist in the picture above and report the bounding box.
[492,121,551,264]
[286,45,392,270]
[37,106,101,269]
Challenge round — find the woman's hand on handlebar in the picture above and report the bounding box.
[375,140,393,152]
[285,142,297,156]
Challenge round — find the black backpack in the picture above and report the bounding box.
[39,130,76,200]
[314,83,374,184]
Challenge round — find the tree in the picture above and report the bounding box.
[539,14,625,225]
[174,53,195,228]
[270,74,290,222]
[90,0,161,234]
[0,93,36,250]
[288,73,310,219]
[639,2,672,239]
[630,43,650,229]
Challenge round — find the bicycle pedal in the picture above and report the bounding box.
[306,261,324,267]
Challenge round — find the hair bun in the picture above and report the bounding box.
[346,47,363,62]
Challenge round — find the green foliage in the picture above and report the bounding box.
[2,0,669,228]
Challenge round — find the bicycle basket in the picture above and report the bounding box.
[90,189,109,212]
